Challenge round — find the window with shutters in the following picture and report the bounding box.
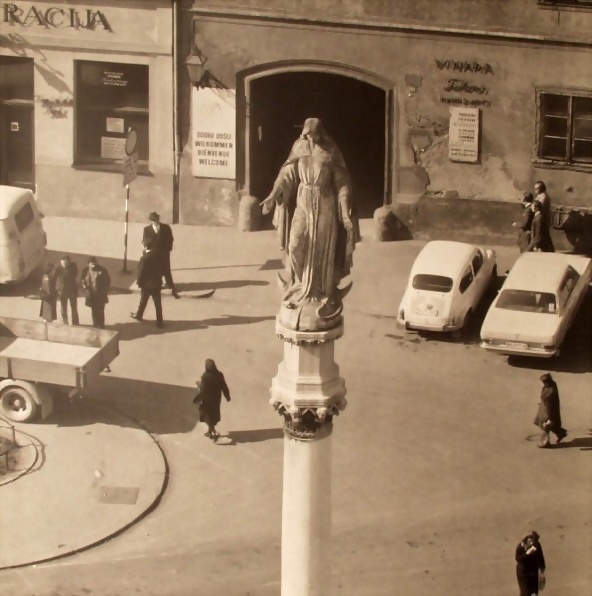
[535,89,592,171]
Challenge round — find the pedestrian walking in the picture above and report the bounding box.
[81,257,111,329]
[38,262,57,322]
[515,531,546,595]
[130,241,164,328]
[142,212,179,298]
[527,201,551,252]
[534,373,567,448]
[193,359,231,440]
[54,255,79,325]
[513,192,535,253]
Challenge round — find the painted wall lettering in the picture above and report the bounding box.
[2,3,112,31]
[441,96,491,108]
[443,79,488,95]
[435,59,494,75]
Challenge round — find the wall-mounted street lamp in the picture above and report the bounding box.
[185,47,208,87]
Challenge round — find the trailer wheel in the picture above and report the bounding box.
[0,385,39,422]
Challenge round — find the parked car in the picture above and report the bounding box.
[480,252,592,357]
[397,240,497,337]
[0,185,46,284]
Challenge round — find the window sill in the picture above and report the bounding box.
[72,163,153,176]
[531,158,592,174]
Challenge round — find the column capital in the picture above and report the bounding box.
[271,399,347,441]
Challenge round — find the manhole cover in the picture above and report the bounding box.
[99,486,140,505]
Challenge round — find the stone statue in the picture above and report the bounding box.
[261,118,356,331]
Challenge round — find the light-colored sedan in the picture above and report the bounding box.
[480,252,592,357]
[397,241,497,337]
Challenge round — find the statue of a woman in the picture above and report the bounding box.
[261,118,356,329]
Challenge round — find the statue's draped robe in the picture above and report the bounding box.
[269,136,354,306]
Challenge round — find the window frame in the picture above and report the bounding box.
[534,86,592,173]
[73,60,150,175]
[458,267,474,294]
[14,202,35,233]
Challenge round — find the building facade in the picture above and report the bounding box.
[2,0,591,244]
[0,0,175,221]
[177,0,591,247]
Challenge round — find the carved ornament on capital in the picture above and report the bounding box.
[271,398,347,441]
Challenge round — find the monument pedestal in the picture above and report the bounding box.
[270,320,347,596]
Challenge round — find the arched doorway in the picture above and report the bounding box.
[240,67,393,222]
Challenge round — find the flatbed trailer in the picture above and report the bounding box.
[0,316,119,422]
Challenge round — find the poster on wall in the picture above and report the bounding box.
[101,136,126,160]
[448,107,480,163]
[191,87,236,179]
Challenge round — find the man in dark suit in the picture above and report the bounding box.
[54,254,79,325]
[142,211,179,298]
[130,241,164,328]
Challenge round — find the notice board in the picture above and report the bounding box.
[448,107,480,163]
[191,87,236,179]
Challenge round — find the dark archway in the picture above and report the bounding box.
[247,71,386,222]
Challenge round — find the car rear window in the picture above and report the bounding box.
[14,202,35,233]
[412,274,453,293]
[496,290,557,314]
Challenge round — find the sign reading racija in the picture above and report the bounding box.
[448,107,480,163]
[191,88,236,180]
[2,2,112,30]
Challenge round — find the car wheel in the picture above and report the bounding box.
[452,310,473,341]
[0,385,38,423]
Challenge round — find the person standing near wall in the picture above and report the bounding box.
[513,192,535,253]
[54,255,79,325]
[142,212,179,299]
[533,181,555,252]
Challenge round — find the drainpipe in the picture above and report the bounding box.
[172,0,181,224]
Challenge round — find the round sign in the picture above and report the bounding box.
[125,128,137,156]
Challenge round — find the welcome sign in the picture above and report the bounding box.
[191,87,236,179]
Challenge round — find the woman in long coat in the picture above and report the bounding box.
[535,373,567,448]
[514,192,534,253]
[515,531,546,595]
[39,263,57,322]
[194,359,231,440]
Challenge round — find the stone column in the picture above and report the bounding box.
[270,321,347,596]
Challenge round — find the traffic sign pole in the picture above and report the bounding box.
[122,184,130,274]
[120,128,138,275]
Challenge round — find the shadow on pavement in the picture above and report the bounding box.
[54,377,199,435]
[215,428,284,446]
[111,314,275,341]
[175,279,269,293]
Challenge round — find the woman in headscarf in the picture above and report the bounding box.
[261,118,356,315]
[193,359,231,440]
[515,531,546,595]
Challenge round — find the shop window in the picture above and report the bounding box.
[74,61,148,171]
[536,89,592,168]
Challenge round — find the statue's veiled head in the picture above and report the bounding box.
[301,118,327,143]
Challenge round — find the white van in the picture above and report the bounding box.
[0,186,46,284]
